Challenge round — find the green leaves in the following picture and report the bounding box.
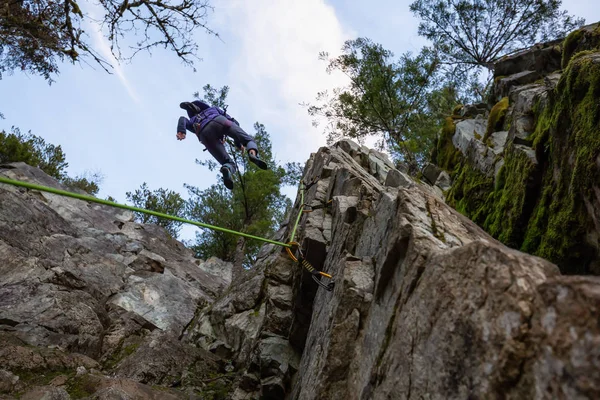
[1,0,217,82]
[0,127,102,195]
[125,183,186,239]
[409,0,584,70]
[184,85,296,266]
[0,127,68,179]
[307,38,457,173]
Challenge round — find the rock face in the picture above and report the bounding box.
[3,26,600,397]
[181,138,600,399]
[2,135,600,399]
[437,25,600,275]
[0,162,232,398]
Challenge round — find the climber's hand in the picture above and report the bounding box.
[176,132,186,141]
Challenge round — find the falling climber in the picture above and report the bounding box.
[176,100,268,189]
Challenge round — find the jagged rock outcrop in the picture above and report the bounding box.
[435,22,600,275]
[0,162,232,398]
[182,138,600,399]
[3,24,600,396]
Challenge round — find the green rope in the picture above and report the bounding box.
[289,181,305,243]
[0,176,292,248]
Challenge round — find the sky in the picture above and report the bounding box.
[1,0,597,241]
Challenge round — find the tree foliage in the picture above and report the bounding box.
[125,182,186,238]
[0,127,102,194]
[306,38,459,172]
[0,126,68,178]
[62,170,103,195]
[184,85,296,274]
[409,0,584,71]
[186,122,293,268]
[0,0,217,82]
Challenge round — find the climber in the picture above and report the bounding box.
[176,100,268,190]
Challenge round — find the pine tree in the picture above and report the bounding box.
[185,85,299,280]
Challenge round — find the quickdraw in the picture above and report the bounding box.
[285,241,334,292]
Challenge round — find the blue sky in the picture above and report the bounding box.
[1,0,597,241]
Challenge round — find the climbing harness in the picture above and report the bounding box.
[0,175,335,291]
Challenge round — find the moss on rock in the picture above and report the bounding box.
[445,53,600,274]
[561,25,600,69]
[433,117,462,171]
[484,97,509,142]
[522,53,600,272]
[562,29,585,69]
[483,145,540,248]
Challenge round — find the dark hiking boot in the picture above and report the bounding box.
[248,152,268,170]
[220,165,234,190]
[180,102,202,118]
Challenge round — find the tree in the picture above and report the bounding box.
[0,126,68,178]
[186,122,296,279]
[409,0,584,71]
[185,85,298,280]
[306,38,454,173]
[125,182,186,238]
[0,0,217,82]
[0,126,103,194]
[62,170,103,195]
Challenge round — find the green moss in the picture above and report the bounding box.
[562,29,585,69]
[483,145,539,248]
[12,368,74,397]
[484,97,509,142]
[451,53,600,273]
[571,50,595,62]
[434,117,462,171]
[562,27,600,69]
[474,132,482,141]
[521,54,600,272]
[452,104,464,116]
[66,375,99,399]
[446,161,494,225]
[103,338,142,370]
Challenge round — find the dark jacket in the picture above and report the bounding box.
[177,100,239,135]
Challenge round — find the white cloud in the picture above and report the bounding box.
[218,0,354,162]
[88,20,140,104]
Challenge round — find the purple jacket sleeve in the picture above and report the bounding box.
[177,116,194,133]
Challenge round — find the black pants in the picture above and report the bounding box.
[196,116,259,171]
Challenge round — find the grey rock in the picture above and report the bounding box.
[435,171,452,191]
[335,139,361,156]
[0,163,229,360]
[422,163,442,185]
[75,374,186,400]
[384,169,412,188]
[453,119,487,154]
[508,83,549,144]
[460,102,488,118]
[266,283,293,310]
[494,70,540,100]
[452,119,506,177]
[0,370,19,393]
[258,336,300,375]
[112,331,219,386]
[494,38,562,80]
[490,130,509,154]
[20,387,70,400]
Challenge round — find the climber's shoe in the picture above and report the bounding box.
[220,165,234,190]
[248,152,268,170]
